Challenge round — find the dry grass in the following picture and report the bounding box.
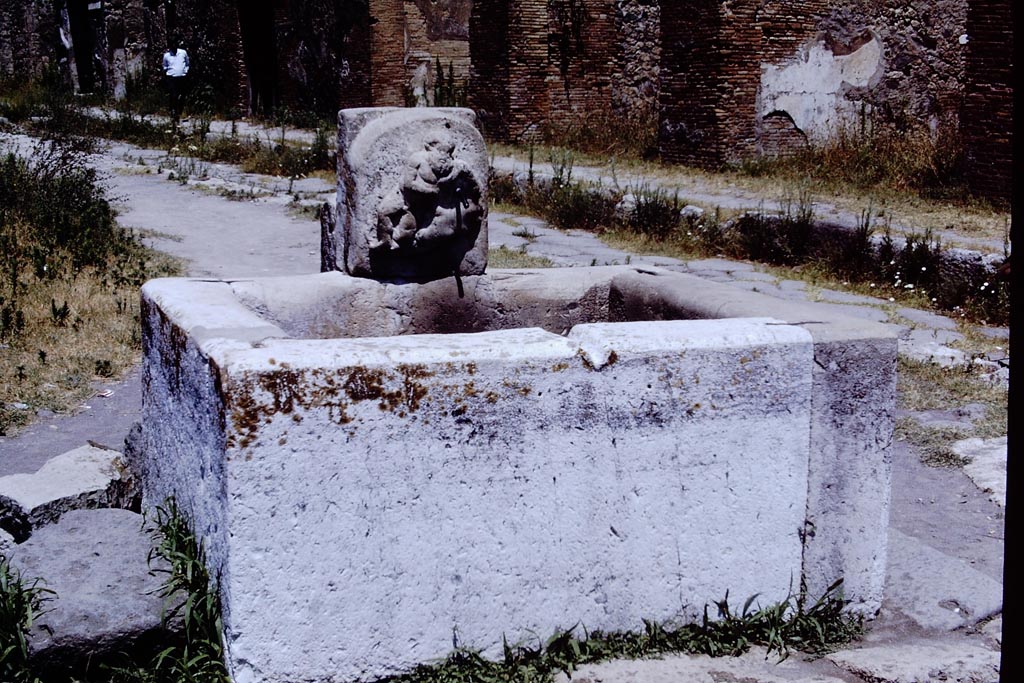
[0,251,180,435]
[488,144,1010,249]
[488,245,555,269]
[895,357,1007,467]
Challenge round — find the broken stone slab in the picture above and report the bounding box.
[899,403,990,432]
[0,443,136,542]
[552,646,852,683]
[826,640,1000,683]
[955,437,1008,507]
[335,107,489,281]
[7,508,181,678]
[981,617,1002,646]
[898,333,967,367]
[896,307,960,331]
[885,529,1002,631]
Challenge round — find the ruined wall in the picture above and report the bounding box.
[404,0,472,105]
[469,0,621,142]
[660,1,809,166]
[963,0,1012,202]
[273,0,372,116]
[0,0,59,83]
[661,0,969,168]
[613,0,660,119]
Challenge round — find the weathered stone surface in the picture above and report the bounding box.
[8,508,179,675]
[553,646,853,683]
[608,267,896,615]
[885,529,1002,631]
[336,107,489,281]
[139,263,896,681]
[140,272,829,682]
[897,307,961,331]
[0,526,12,552]
[955,437,1008,507]
[0,444,135,542]
[826,640,1000,683]
[981,617,1002,646]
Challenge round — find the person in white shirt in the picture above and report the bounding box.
[162,40,190,121]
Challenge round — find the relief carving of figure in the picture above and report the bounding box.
[372,136,483,256]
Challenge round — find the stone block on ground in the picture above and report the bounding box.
[826,640,1000,683]
[336,107,489,281]
[7,508,180,677]
[0,444,136,542]
[139,265,895,681]
[141,272,816,682]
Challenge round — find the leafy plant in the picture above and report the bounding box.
[143,499,230,683]
[622,183,681,241]
[1,554,52,683]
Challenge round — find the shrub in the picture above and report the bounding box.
[623,183,682,241]
[728,194,813,266]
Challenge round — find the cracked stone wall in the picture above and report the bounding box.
[660,0,970,167]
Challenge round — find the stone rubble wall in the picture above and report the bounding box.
[613,0,660,119]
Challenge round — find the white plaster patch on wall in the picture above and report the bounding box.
[759,34,884,141]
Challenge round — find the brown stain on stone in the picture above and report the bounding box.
[227,363,436,450]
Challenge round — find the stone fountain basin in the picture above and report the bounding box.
[137,266,895,683]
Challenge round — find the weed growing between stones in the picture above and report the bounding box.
[736,116,971,205]
[3,74,336,181]
[0,554,52,683]
[489,246,556,269]
[103,499,230,683]
[378,580,862,683]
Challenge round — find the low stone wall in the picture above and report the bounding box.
[138,266,894,682]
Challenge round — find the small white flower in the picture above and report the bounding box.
[932,297,938,302]
[188,145,198,152]
[996,346,1003,351]
[888,297,895,302]
[905,284,914,289]
[921,266,927,272]
[890,260,896,265]
[869,283,876,288]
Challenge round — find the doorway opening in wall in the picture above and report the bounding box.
[66,0,98,93]
[236,0,279,115]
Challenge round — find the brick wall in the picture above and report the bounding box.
[963,0,1013,203]
[0,0,59,82]
[469,0,619,143]
[369,0,407,106]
